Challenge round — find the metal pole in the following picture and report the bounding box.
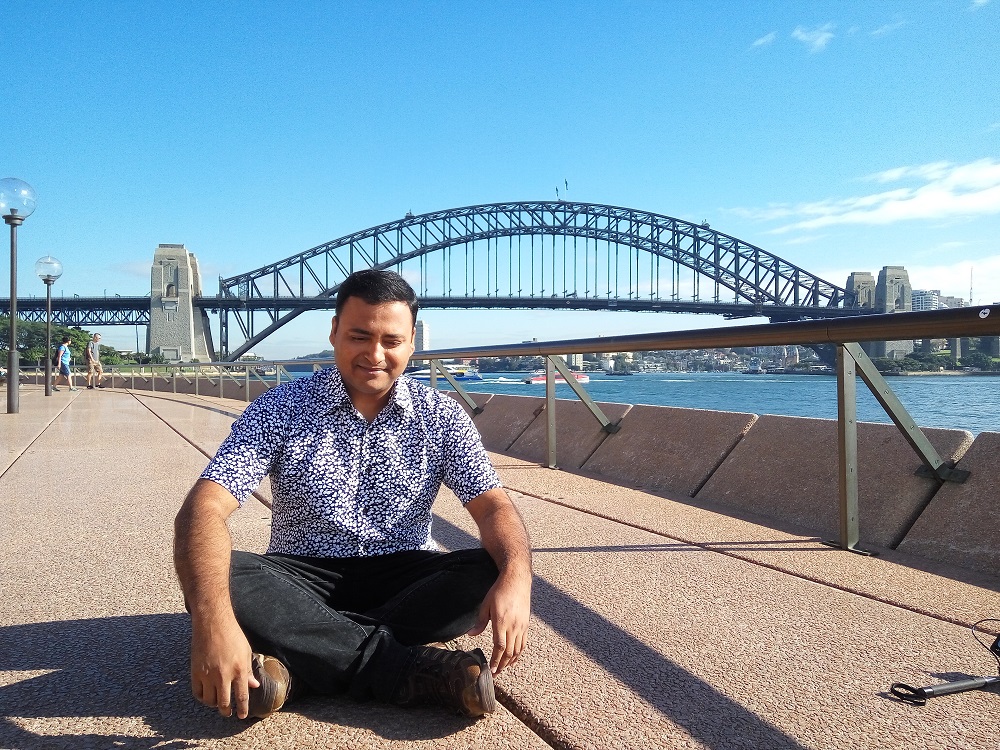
[545,355,557,468]
[830,344,871,555]
[44,279,53,396]
[6,219,20,413]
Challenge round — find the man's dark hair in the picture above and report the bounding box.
[61,336,71,343]
[335,269,418,323]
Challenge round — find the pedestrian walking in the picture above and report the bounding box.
[85,333,105,389]
[52,336,78,392]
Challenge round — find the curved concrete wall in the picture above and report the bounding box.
[694,415,973,549]
[463,392,992,573]
[582,405,757,498]
[897,432,1000,577]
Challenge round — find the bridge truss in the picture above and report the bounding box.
[1,297,150,326]
[209,201,858,358]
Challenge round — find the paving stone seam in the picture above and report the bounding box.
[492,690,568,750]
[127,390,274,510]
[506,484,997,634]
[0,393,80,482]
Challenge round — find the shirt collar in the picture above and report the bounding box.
[315,367,415,418]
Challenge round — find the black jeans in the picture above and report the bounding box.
[229,548,498,702]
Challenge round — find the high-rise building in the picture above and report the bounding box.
[415,320,430,352]
[939,295,966,309]
[912,290,941,311]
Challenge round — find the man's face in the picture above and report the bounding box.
[329,297,415,407]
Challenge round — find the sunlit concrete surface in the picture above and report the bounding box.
[2,383,998,749]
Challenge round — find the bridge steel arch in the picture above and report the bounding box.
[215,201,858,360]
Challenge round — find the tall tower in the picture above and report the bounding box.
[415,320,430,352]
[872,266,913,358]
[846,272,876,309]
[149,244,213,362]
[875,266,912,313]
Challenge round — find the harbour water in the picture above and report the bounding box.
[448,371,1000,436]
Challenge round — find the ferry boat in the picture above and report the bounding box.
[523,369,590,385]
[406,364,483,381]
[745,357,765,375]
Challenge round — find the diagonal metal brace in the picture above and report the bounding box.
[429,359,483,414]
[548,356,620,433]
[844,343,969,484]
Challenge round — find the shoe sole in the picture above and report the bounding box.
[475,665,496,715]
[467,649,496,717]
[247,654,290,720]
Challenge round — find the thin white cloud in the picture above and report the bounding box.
[906,256,1000,305]
[752,31,777,48]
[111,260,155,280]
[871,21,906,37]
[791,23,835,52]
[734,159,1000,233]
[970,0,990,10]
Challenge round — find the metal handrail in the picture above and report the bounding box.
[411,306,998,359]
[413,306,999,554]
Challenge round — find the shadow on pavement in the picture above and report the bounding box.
[0,612,473,748]
[434,516,811,750]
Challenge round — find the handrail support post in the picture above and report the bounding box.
[545,356,557,468]
[826,344,873,555]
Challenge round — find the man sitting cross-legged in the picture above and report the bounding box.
[173,269,532,721]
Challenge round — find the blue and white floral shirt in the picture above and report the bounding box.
[201,368,501,558]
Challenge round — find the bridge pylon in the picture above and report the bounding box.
[149,244,213,362]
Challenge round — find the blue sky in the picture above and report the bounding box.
[3,0,999,357]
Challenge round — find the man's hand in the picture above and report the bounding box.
[467,571,532,674]
[190,614,259,719]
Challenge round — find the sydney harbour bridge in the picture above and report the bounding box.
[5,201,868,360]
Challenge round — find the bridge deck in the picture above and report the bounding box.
[1,385,998,749]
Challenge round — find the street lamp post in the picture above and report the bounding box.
[1,178,37,415]
[35,256,63,396]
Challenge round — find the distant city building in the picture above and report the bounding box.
[846,272,876,309]
[939,295,966,309]
[567,353,584,368]
[415,320,430,352]
[912,290,941,311]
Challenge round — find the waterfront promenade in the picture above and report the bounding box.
[2,383,999,749]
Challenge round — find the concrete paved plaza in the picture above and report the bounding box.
[2,383,998,749]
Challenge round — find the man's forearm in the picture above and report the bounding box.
[174,479,239,621]
[474,490,533,580]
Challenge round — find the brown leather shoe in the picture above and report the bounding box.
[247,654,292,719]
[393,646,496,718]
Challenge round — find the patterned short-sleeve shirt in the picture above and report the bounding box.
[201,367,502,558]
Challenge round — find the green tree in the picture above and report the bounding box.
[960,351,993,370]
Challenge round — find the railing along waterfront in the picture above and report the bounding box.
[23,306,995,554]
[413,306,1000,555]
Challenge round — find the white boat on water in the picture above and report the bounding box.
[523,369,590,384]
[407,364,483,381]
